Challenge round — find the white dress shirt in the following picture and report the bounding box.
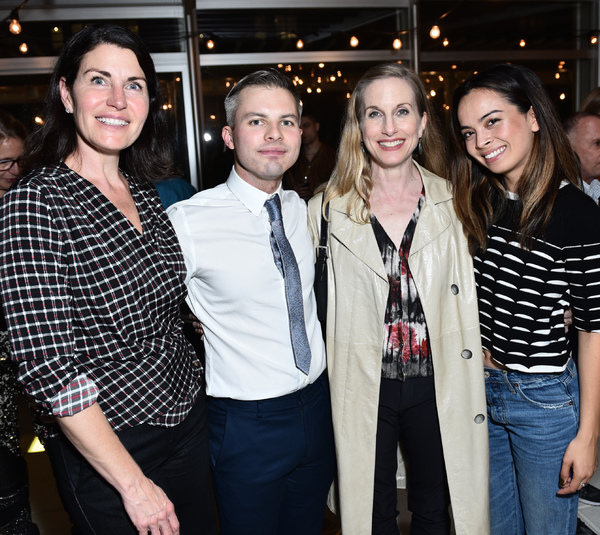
[168,168,326,400]
[583,178,600,204]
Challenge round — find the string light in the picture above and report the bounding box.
[393,38,402,50]
[559,93,566,100]
[591,36,598,45]
[5,0,29,35]
[430,25,441,39]
[19,42,27,53]
[555,72,561,79]
[350,36,359,47]
[443,37,449,47]
[296,39,304,49]
[519,39,526,47]
[9,18,21,34]
[206,39,215,50]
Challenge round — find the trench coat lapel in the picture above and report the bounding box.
[329,197,388,282]
[410,163,453,256]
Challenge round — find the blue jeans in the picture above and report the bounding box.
[485,358,579,535]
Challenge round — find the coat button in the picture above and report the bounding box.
[192,360,201,368]
[451,284,459,295]
[474,414,485,424]
[461,349,472,359]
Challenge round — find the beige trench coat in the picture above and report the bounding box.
[307,162,490,535]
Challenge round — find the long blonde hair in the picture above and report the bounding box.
[323,63,445,223]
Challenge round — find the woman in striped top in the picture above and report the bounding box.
[449,64,600,535]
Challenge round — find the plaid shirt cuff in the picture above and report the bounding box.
[50,375,99,417]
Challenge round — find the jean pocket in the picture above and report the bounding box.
[514,376,576,410]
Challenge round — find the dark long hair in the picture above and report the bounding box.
[23,23,174,181]
[448,64,579,254]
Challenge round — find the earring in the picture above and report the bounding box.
[416,137,423,156]
[65,108,72,114]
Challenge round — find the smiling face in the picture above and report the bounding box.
[360,77,426,174]
[457,88,539,189]
[0,136,24,196]
[222,85,301,193]
[59,43,150,160]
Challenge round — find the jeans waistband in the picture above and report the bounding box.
[484,357,576,381]
[208,371,328,411]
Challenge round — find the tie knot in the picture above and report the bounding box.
[264,194,283,223]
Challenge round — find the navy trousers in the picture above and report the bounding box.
[207,372,335,535]
[45,391,218,535]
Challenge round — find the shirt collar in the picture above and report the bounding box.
[226,167,284,217]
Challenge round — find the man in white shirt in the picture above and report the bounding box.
[168,70,334,535]
[565,112,600,203]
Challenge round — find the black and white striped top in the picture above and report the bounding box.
[475,183,600,372]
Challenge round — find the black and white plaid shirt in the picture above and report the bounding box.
[0,163,202,435]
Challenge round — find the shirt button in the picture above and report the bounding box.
[451,284,459,295]
[474,414,485,424]
[461,349,472,359]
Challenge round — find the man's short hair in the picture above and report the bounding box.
[224,69,302,128]
[564,112,598,137]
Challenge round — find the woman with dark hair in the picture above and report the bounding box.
[307,63,489,535]
[0,23,217,535]
[449,63,600,535]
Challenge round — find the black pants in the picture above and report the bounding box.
[373,376,450,535]
[45,391,217,535]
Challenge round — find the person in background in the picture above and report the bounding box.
[580,87,600,116]
[0,111,40,535]
[168,69,335,535]
[564,112,600,204]
[449,63,600,535]
[0,23,217,535]
[154,175,197,209]
[285,112,336,200]
[307,62,489,535]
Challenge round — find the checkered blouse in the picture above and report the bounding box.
[0,163,202,435]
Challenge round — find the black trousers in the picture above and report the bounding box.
[45,391,218,535]
[373,376,451,535]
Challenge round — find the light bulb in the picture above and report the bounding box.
[430,25,440,39]
[350,36,359,48]
[393,38,402,50]
[296,39,304,49]
[9,18,21,35]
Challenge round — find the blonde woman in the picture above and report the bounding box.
[308,63,489,535]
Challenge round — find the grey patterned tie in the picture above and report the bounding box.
[264,194,312,375]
